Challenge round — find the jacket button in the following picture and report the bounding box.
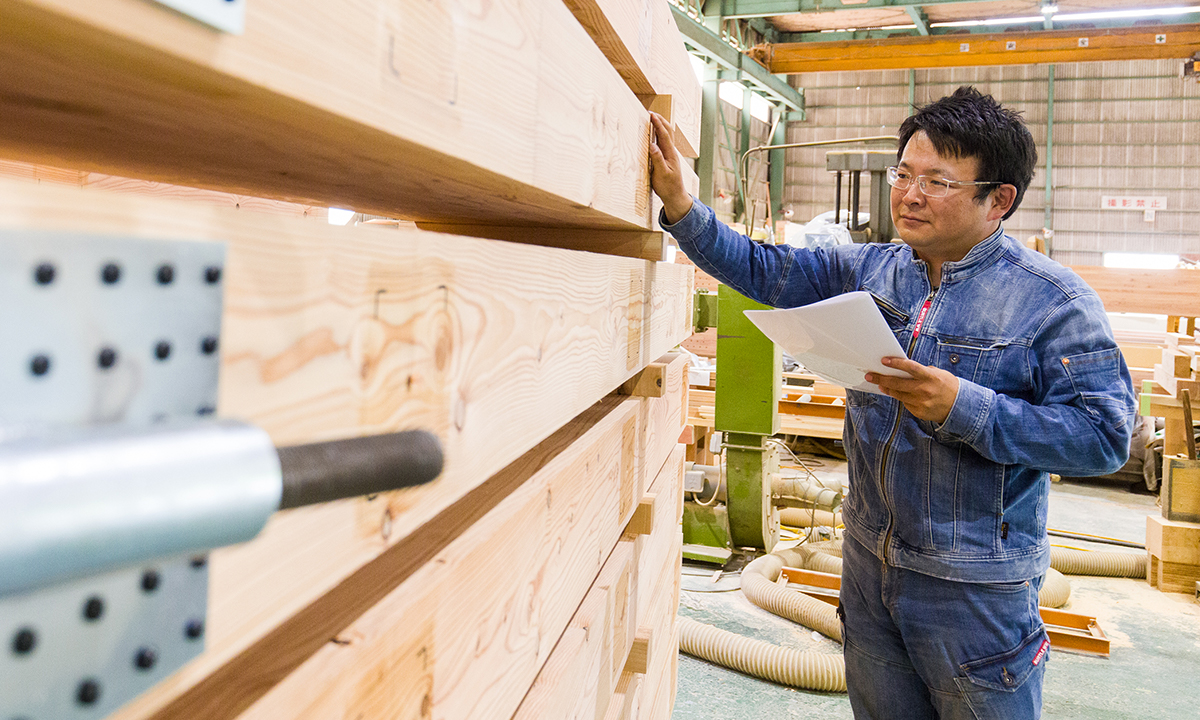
[1002,667,1016,686]
[949,353,960,364]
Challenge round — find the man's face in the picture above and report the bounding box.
[890,131,1004,264]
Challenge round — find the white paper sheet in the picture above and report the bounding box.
[744,291,911,395]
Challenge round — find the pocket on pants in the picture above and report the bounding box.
[957,626,1051,693]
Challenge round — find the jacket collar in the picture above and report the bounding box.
[918,225,1008,285]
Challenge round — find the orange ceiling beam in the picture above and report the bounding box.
[754,23,1200,73]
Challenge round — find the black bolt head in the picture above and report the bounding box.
[155,341,172,361]
[156,264,175,285]
[134,646,158,671]
[83,596,105,622]
[196,406,215,416]
[190,556,208,569]
[76,679,101,706]
[11,627,36,655]
[141,569,161,593]
[29,354,51,377]
[97,347,117,369]
[184,619,205,640]
[201,336,219,355]
[101,263,121,284]
[204,266,222,284]
[34,263,56,285]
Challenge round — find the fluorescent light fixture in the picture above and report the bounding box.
[932,5,1200,28]
[328,208,355,225]
[1103,252,1179,269]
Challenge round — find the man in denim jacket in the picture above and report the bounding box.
[650,87,1135,718]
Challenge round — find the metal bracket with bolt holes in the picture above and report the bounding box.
[149,0,247,34]
[0,231,225,719]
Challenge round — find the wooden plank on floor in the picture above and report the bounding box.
[0,0,654,245]
[0,179,693,720]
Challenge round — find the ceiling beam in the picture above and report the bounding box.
[776,15,1200,43]
[718,0,992,19]
[671,5,806,111]
[756,22,1200,73]
[906,6,931,36]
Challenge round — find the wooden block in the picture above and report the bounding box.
[0,0,654,243]
[1164,456,1200,524]
[1164,348,1193,379]
[636,547,681,720]
[1119,342,1164,370]
[1166,332,1198,351]
[1071,267,1200,316]
[625,627,653,675]
[510,536,639,720]
[563,0,700,158]
[234,397,646,720]
[0,180,689,720]
[603,670,644,720]
[1149,554,1200,594]
[626,493,658,536]
[1147,513,1200,566]
[621,362,668,397]
[648,0,701,159]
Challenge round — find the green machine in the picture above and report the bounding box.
[682,284,782,563]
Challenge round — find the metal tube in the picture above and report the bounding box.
[277,430,443,510]
[740,135,898,220]
[0,421,281,597]
[850,171,861,231]
[834,171,842,224]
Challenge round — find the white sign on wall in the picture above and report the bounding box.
[1101,196,1167,222]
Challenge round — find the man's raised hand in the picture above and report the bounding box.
[648,112,693,224]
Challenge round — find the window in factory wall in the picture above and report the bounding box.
[1103,252,1180,270]
[718,82,772,124]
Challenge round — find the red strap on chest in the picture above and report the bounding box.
[912,298,932,339]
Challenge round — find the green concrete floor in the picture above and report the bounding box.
[672,467,1200,719]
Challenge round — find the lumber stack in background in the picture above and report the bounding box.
[0,0,697,718]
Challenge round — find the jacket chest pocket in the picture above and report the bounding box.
[868,292,912,347]
[935,336,1008,387]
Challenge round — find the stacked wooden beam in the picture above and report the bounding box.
[0,0,701,717]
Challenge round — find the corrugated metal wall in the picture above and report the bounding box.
[713,97,772,227]
[779,59,1200,265]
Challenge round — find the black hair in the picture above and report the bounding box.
[897,86,1037,220]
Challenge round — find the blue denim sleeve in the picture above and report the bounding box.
[659,198,857,307]
[936,293,1136,475]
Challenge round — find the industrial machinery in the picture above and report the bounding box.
[0,232,442,718]
[682,140,894,564]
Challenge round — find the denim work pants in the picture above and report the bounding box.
[840,535,1050,719]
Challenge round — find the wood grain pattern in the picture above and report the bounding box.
[1070,266,1200,316]
[563,0,701,158]
[0,0,653,240]
[0,179,692,719]
[512,444,685,720]
[237,394,650,720]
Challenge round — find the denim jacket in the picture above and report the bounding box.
[664,200,1135,582]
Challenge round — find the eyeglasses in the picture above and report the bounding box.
[886,166,1000,198]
